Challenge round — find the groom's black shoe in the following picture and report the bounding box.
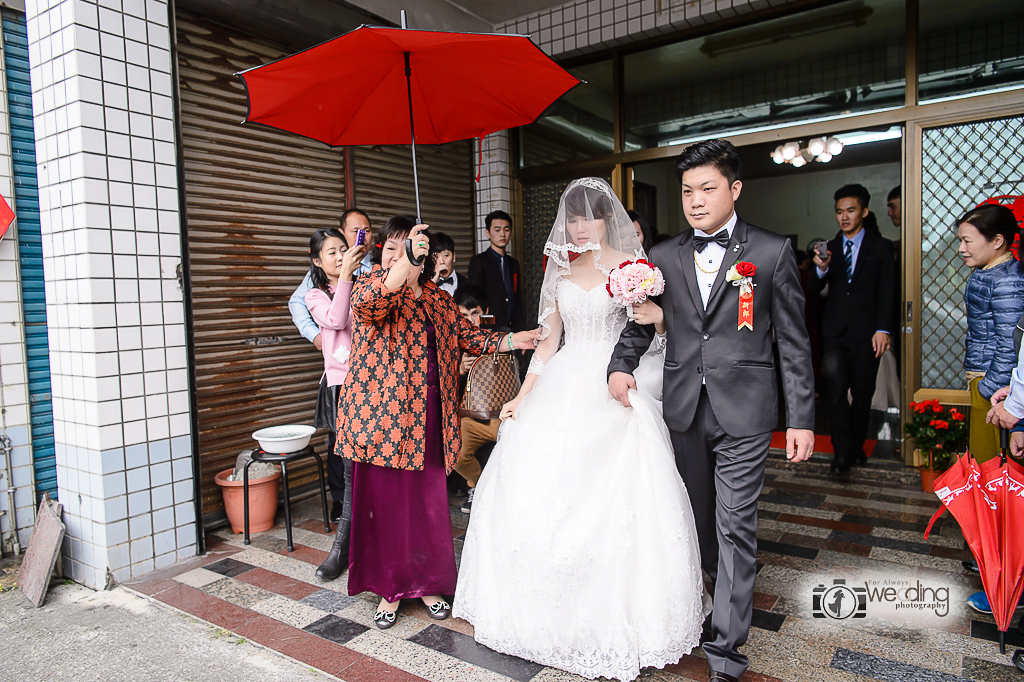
[708,672,739,682]
[852,451,868,467]
[828,454,850,474]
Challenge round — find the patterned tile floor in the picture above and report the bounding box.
[125,451,1023,682]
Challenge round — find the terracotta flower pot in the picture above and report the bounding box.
[215,467,281,534]
[919,466,943,493]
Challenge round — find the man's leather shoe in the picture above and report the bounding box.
[829,455,850,474]
[330,500,343,524]
[315,518,350,581]
[709,672,739,682]
[962,560,979,574]
[852,451,867,467]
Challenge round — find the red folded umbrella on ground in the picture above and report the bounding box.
[926,447,1024,652]
[237,20,581,219]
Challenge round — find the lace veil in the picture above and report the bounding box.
[537,178,644,341]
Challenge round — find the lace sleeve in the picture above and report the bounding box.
[527,355,546,376]
[644,332,667,357]
[528,303,563,378]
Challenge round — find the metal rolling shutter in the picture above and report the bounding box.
[353,142,475,264]
[176,13,345,520]
[3,11,55,501]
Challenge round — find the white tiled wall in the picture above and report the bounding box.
[495,0,792,58]
[474,131,513,253]
[25,0,194,589]
[0,35,36,554]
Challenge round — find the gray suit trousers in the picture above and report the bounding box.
[670,390,771,679]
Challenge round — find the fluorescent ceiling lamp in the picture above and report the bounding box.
[835,126,902,146]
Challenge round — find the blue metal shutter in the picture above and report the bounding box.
[3,11,55,501]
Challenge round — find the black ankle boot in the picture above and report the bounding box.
[316,518,350,581]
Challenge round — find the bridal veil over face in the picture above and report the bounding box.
[538,177,645,342]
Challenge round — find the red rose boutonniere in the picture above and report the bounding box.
[726,261,756,331]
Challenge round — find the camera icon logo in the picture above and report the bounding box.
[812,579,867,619]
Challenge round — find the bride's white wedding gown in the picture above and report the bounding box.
[454,279,707,682]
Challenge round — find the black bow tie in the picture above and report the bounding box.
[693,231,731,253]
[439,276,454,286]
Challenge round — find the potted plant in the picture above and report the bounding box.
[905,399,967,492]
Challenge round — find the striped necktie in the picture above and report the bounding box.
[844,239,854,282]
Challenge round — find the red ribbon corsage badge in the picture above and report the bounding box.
[726,261,756,331]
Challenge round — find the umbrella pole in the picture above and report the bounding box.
[403,51,422,222]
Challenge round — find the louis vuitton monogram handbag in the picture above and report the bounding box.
[459,353,521,420]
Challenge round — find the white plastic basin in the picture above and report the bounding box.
[252,424,316,454]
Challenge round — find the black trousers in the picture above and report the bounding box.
[822,335,881,465]
[670,390,771,679]
[326,431,353,522]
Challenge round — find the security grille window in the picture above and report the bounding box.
[920,116,1024,390]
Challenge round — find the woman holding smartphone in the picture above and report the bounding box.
[303,227,365,581]
[337,216,539,628]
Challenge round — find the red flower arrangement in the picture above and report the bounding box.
[906,401,967,471]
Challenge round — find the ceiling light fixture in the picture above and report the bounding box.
[771,136,842,167]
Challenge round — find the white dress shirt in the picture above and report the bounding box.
[816,227,865,280]
[694,212,738,309]
[437,270,460,297]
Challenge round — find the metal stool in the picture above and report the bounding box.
[243,444,330,552]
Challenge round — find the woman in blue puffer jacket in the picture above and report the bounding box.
[959,203,1024,463]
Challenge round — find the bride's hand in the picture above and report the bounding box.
[500,396,523,421]
[632,299,664,329]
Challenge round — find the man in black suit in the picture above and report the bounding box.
[467,210,524,331]
[811,184,895,474]
[609,140,815,682]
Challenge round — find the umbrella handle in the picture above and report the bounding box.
[405,238,425,267]
[1001,427,1010,465]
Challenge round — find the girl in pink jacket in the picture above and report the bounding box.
[304,226,366,582]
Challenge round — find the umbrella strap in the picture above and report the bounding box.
[923,505,945,540]
[475,134,484,183]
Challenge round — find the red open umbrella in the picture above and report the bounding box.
[237,15,581,219]
[926,440,1024,652]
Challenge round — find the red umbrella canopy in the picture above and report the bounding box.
[238,26,581,147]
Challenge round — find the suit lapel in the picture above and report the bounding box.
[706,218,747,314]
[676,231,706,316]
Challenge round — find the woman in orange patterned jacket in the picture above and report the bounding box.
[333,215,540,629]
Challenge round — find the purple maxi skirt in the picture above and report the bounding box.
[346,322,457,601]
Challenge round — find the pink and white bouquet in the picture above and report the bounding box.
[606,259,665,318]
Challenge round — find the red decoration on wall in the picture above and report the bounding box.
[976,195,1024,260]
[0,194,14,242]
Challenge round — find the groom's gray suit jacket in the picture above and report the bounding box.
[608,218,815,437]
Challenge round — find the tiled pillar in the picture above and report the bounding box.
[474,131,512,254]
[26,0,195,589]
[0,35,35,554]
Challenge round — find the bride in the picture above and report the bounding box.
[454,178,707,681]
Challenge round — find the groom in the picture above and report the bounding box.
[609,140,815,682]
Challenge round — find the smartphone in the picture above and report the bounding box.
[479,314,496,327]
[355,229,367,247]
[811,239,828,260]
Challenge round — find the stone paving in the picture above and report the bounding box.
[122,451,1021,682]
